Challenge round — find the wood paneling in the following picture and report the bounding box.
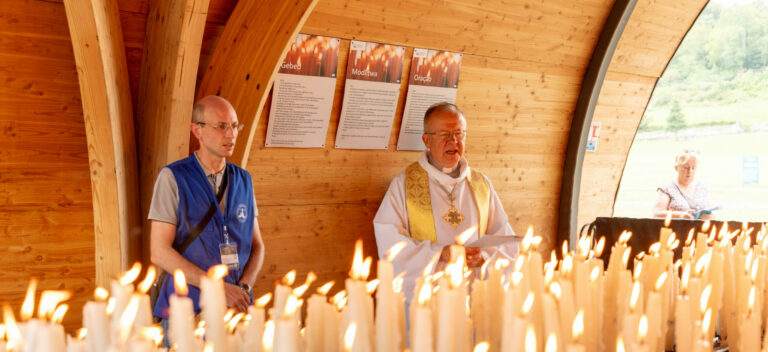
[63,0,142,284]
[0,0,94,332]
[577,0,709,229]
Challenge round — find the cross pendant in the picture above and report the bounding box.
[443,205,464,228]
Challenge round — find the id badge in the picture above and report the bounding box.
[219,242,240,271]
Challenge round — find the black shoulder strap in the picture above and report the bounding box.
[173,168,229,255]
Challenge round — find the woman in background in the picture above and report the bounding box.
[652,149,714,219]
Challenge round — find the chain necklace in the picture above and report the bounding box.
[435,183,464,228]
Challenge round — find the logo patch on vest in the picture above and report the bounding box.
[236,204,248,223]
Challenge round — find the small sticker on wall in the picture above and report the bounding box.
[586,122,601,152]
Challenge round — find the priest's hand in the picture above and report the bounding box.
[224,282,251,312]
[465,247,484,268]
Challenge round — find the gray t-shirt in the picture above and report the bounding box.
[148,153,259,225]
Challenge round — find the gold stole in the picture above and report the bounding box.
[405,162,491,243]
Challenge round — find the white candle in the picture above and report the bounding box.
[411,283,433,352]
[201,265,230,352]
[169,270,195,352]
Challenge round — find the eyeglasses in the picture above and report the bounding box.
[197,122,245,133]
[424,130,467,140]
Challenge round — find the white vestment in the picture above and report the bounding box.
[373,152,519,302]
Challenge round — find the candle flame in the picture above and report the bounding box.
[545,333,557,352]
[226,312,245,334]
[317,281,335,296]
[616,336,626,352]
[137,266,156,294]
[282,270,297,286]
[344,323,357,350]
[622,248,631,269]
[682,264,690,294]
[664,211,672,227]
[106,297,116,316]
[393,274,405,293]
[702,308,711,337]
[448,259,463,289]
[595,236,606,257]
[283,295,299,317]
[685,229,695,246]
[618,231,632,244]
[638,315,648,343]
[702,220,711,233]
[521,292,534,316]
[119,295,140,343]
[562,240,569,257]
[649,242,660,256]
[94,287,109,301]
[562,255,573,275]
[700,284,711,314]
[386,241,407,261]
[203,342,214,352]
[633,262,643,282]
[572,309,584,341]
[548,282,562,300]
[515,254,527,273]
[424,252,441,277]
[525,325,536,352]
[511,272,524,287]
[142,325,164,347]
[418,283,432,305]
[76,328,87,340]
[20,278,37,321]
[174,270,188,296]
[51,303,68,324]
[262,320,275,350]
[350,239,366,280]
[119,262,142,286]
[474,341,490,352]
[293,271,317,297]
[207,264,228,280]
[590,266,600,282]
[707,228,716,245]
[750,260,759,282]
[38,290,72,321]
[195,321,205,339]
[495,258,511,271]
[667,232,677,249]
[455,226,476,246]
[223,308,235,323]
[630,282,640,312]
[695,252,710,277]
[522,226,534,252]
[670,239,680,250]
[255,293,272,308]
[366,279,380,294]
[577,236,590,259]
[655,272,668,292]
[3,304,23,347]
[532,236,543,249]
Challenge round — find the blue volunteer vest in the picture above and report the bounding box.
[153,155,255,318]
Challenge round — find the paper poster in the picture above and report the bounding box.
[335,41,406,149]
[396,49,462,151]
[265,34,340,148]
[586,121,602,152]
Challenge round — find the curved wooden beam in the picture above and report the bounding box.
[557,0,638,247]
[196,0,320,167]
[63,0,141,286]
[136,0,211,262]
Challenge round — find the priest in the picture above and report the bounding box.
[373,102,519,302]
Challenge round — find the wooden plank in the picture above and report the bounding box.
[196,0,320,167]
[135,0,210,263]
[62,0,142,286]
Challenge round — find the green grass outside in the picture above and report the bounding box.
[614,132,768,222]
[641,97,768,130]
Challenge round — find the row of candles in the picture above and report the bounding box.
[2,217,768,351]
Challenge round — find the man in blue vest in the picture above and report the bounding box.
[149,95,265,320]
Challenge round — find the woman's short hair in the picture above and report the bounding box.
[675,149,699,168]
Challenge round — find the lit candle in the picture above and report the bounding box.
[201,264,230,351]
[566,310,585,352]
[675,264,692,352]
[111,263,141,343]
[738,285,760,352]
[411,283,434,352]
[169,270,195,352]
[241,293,271,352]
[273,295,300,352]
[343,239,373,352]
[375,242,405,352]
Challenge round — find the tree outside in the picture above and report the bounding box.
[666,100,686,140]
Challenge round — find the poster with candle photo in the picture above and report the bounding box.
[266,34,340,148]
[335,40,406,149]
[396,48,462,151]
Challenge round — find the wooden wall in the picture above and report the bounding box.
[577,0,708,229]
[244,0,614,295]
[0,0,94,330]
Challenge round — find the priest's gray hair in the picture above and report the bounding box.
[423,102,465,131]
